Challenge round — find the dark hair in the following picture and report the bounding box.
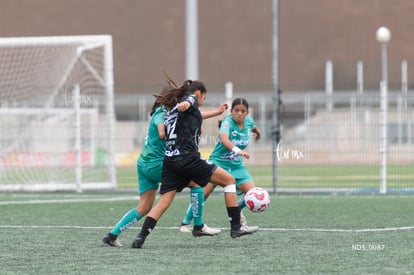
[217,98,250,128]
[154,79,206,110]
[149,86,172,116]
[149,100,162,116]
[231,98,249,110]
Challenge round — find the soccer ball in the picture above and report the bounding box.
[244,187,270,213]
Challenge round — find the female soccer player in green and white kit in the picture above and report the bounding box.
[102,84,227,247]
[179,98,262,232]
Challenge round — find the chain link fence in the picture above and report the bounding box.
[115,90,414,193]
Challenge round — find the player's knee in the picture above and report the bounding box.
[137,204,152,216]
[220,169,235,184]
[223,184,236,193]
[211,168,235,186]
[157,197,173,210]
[226,174,236,185]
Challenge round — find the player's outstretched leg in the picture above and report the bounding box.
[225,205,258,238]
[102,233,122,247]
[180,183,217,233]
[102,207,143,247]
[190,186,221,237]
[132,190,176,248]
[209,167,258,238]
[131,216,157,248]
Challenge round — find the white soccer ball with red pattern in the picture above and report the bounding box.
[244,187,270,213]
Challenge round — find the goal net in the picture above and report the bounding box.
[0,35,116,191]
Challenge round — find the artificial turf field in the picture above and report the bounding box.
[1,192,413,274]
[117,164,414,192]
[2,164,413,192]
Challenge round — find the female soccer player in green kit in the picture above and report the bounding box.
[179,98,262,232]
[102,85,227,247]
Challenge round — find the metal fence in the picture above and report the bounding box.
[116,90,414,193]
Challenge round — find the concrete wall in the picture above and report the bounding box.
[1,0,413,94]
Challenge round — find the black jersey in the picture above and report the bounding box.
[164,94,202,159]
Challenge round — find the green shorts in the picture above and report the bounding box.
[137,158,163,195]
[219,165,253,195]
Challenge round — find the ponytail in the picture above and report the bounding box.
[154,74,206,110]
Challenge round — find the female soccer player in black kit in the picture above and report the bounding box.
[131,79,257,248]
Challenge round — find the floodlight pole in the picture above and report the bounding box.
[376,26,391,194]
[271,0,280,193]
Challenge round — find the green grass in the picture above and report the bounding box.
[2,164,413,192]
[274,164,414,191]
[117,164,414,191]
[0,192,413,274]
[0,167,110,184]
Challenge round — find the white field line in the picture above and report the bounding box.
[0,224,413,233]
[277,174,414,181]
[0,196,139,205]
[1,196,413,233]
[258,226,414,232]
[1,194,413,206]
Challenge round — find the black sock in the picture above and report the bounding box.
[107,233,117,240]
[226,206,241,230]
[193,224,203,231]
[139,216,157,238]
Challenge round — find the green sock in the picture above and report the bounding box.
[191,187,204,227]
[182,203,194,225]
[110,208,142,236]
[238,194,246,210]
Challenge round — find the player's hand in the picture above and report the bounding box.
[252,127,261,141]
[178,101,191,112]
[252,131,261,141]
[239,150,250,159]
[217,103,228,114]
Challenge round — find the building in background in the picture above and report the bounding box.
[1,0,413,95]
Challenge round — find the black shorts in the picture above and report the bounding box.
[160,154,218,194]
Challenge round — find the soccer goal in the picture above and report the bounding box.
[0,35,116,191]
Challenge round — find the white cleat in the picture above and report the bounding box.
[241,224,259,232]
[230,224,259,238]
[179,224,192,233]
[240,211,247,226]
[192,224,222,237]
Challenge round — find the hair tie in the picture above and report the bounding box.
[188,80,193,85]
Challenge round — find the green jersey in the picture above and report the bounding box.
[139,106,166,162]
[209,115,255,169]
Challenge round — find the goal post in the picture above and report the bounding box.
[0,35,116,191]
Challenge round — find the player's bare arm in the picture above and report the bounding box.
[157,123,166,139]
[201,103,228,119]
[219,132,250,159]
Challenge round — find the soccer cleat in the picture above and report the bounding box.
[131,236,146,249]
[102,233,122,247]
[179,224,192,233]
[192,224,221,237]
[230,224,259,238]
[240,211,247,225]
[242,224,259,232]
